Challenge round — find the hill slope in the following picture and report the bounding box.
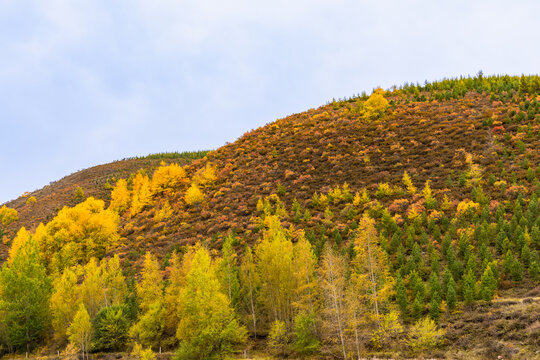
[1,74,539,359]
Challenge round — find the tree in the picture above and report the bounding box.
[216,235,240,309]
[92,305,130,352]
[319,245,347,359]
[176,246,247,359]
[292,313,319,356]
[360,88,389,120]
[292,232,317,315]
[395,275,408,318]
[446,276,457,310]
[80,258,106,318]
[255,216,295,326]
[109,179,131,214]
[402,171,417,195]
[352,214,395,331]
[50,267,79,342]
[0,235,51,352]
[407,317,445,353]
[462,270,476,305]
[7,227,30,264]
[103,255,127,307]
[268,320,288,356]
[130,173,153,216]
[422,181,436,209]
[67,304,92,360]
[129,301,165,350]
[137,252,163,313]
[0,205,18,226]
[38,197,120,273]
[184,183,205,206]
[152,163,187,193]
[370,311,403,350]
[132,343,156,360]
[239,246,259,337]
[478,265,497,302]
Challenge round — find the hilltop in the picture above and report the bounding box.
[0,74,539,360]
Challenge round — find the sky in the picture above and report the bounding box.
[1,0,539,204]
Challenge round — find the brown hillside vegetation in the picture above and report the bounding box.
[1,74,539,360]
[0,152,207,261]
[118,85,538,261]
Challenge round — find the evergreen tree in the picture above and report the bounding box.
[446,276,457,310]
[462,270,476,305]
[0,236,51,352]
[411,296,423,320]
[478,265,497,302]
[395,275,408,318]
[92,305,130,352]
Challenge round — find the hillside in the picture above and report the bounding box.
[0,151,208,260]
[1,74,539,360]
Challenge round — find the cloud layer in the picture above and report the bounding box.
[1,0,539,203]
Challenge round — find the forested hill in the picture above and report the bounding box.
[0,74,539,360]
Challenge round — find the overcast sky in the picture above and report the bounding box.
[1,0,539,203]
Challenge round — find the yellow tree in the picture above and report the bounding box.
[0,205,18,226]
[184,183,205,206]
[402,171,417,195]
[152,163,187,193]
[319,244,348,360]
[50,267,80,342]
[109,178,131,214]
[7,227,30,264]
[130,173,153,216]
[163,251,185,337]
[38,197,119,273]
[176,245,247,359]
[103,255,127,306]
[255,216,295,327]
[216,235,240,308]
[67,303,92,360]
[292,231,317,316]
[360,88,389,120]
[137,252,163,313]
[79,258,106,318]
[239,246,259,337]
[352,214,395,345]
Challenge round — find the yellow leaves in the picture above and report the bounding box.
[0,205,18,226]
[7,227,30,264]
[138,252,163,313]
[152,162,187,192]
[358,88,389,121]
[193,163,217,185]
[353,189,371,206]
[185,183,205,205]
[26,196,37,205]
[402,171,416,195]
[456,200,480,216]
[154,201,173,222]
[130,173,153,216]
[39,197,120,273]
[109,178,131,214]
